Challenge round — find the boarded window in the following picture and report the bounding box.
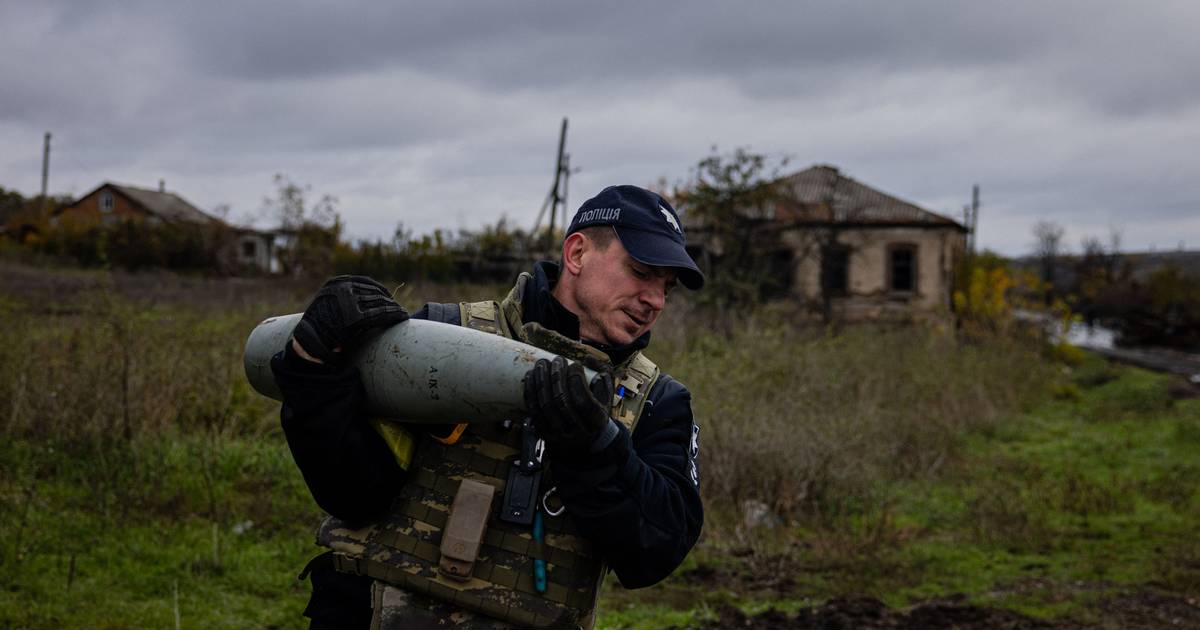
[889,246,916,292]
[822,246,849,295]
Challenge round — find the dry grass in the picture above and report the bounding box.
[1,263,1050,535]
[649,302,1052,542]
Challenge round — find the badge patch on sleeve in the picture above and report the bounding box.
[688,423,700,487]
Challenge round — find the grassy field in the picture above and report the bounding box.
[1,262,1197,628]
[600,352,1200,628]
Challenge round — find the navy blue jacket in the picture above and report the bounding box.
[272,263,703,623]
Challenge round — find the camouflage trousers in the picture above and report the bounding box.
[370,582,517,629]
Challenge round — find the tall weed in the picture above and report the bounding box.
[655,311,1051,539]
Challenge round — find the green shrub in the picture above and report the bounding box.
[1172,407,1200,445]
[1056,469,1134,517]
[963,476,1053,549]
[1049,382,1083,401]
[1138,464,1198,509]
[1083,370,1173,421]
[1068,352,1120,388]
[1049,342,1085,366]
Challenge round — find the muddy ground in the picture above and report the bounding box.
[667,560,1200,629]
[680,592,1200,629]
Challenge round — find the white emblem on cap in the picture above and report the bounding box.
[659,204,681,234]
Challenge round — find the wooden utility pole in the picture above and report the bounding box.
[547,117,568,250]
[560,152,571,232]
[970,184,980,254]
[532,118,571,252]
[962,184,980,256]
[41,132,51,214]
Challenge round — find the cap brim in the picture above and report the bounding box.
[614,226,706,290]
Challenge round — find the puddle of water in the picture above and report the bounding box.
[1064,322,1118,350]
[1014,309,1200,380]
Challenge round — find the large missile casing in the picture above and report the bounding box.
[244,314,595,423]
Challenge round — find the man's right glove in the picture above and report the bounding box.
[523,356,617,454]
[293,275,409,365]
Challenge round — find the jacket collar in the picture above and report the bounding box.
[522,261,650,366]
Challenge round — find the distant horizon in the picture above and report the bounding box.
[14,170,1193,260]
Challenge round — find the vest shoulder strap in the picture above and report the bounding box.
[459,300,506,336]
[612,352,660,433]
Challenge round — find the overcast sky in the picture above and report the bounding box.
[2,1,1198,255]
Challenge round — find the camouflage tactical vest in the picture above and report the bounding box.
[316,273,660,629]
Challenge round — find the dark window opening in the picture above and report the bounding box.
[242,240,257,259]
[890,246,916,292]
[760,249,793,299]
[822,246,849,296]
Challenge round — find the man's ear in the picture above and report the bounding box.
[561,232,588,275]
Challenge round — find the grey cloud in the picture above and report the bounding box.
[159,1,1199,122]
[2,1,1199,255]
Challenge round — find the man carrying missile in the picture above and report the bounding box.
[271,185,705,628]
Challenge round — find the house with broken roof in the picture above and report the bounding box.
[54,181,278,273]
[683,165,968,320]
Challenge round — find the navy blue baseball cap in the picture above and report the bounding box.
[566,185,705,290]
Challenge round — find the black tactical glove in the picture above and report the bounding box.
[523,356,616,453]
[293,275,409,365]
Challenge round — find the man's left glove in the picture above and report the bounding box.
[293,275,409,365]
[523,356,617,453]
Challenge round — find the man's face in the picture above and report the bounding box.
[569,236,678,346]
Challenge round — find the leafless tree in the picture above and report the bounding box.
[681,148,792,305]
[1032,220,1066,292]
[261,174,342,276]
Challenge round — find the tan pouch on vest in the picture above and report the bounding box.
[438,479,495,581]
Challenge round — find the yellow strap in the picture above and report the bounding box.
[369,418,417,470]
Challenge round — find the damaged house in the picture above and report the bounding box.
[684,165,968,320]
[54,181,278,273]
